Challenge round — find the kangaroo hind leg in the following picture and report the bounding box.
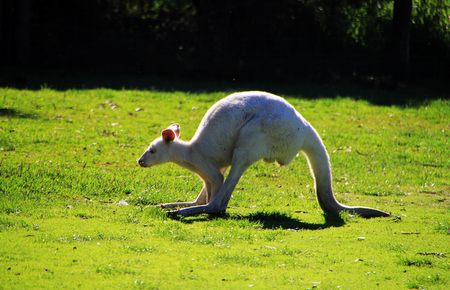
[214,126,268,211]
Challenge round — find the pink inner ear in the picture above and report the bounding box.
[162,129,176,142]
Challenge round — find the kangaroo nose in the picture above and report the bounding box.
[137,158,145,166]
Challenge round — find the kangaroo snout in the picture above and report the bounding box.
[137,157,146,167]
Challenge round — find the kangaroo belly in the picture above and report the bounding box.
[264,139,302,166]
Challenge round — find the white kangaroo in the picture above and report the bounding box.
[138,91,390,219]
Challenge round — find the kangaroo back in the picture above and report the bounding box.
[190,91,308,167]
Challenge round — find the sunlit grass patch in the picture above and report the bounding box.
[0,88,448,289]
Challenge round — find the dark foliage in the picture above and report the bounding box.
[1,0,449,83]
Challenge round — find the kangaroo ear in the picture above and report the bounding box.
[161,129,176,143]
[168,123,181,138]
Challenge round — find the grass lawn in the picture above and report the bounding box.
[0,86,448,289]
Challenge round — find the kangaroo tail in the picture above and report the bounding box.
[301,126,390,219]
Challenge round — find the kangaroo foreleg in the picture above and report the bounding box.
[160,185,208,209]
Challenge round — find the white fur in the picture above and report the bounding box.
[138,91,390,218]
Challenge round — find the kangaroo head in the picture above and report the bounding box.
[138,124,180,167]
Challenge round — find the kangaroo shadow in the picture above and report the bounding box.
[176,210,345,230]
[242,211,344,230]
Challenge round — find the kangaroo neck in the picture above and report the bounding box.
[170,140,197,172]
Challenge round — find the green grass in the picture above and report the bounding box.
[0,87,449,289]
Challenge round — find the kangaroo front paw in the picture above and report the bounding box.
[160,203,180,209]
[160,201,197,209]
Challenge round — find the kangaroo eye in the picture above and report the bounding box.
[149,148,156,154]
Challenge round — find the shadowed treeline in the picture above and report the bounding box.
[1,0,449,86]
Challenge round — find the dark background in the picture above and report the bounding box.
[1,0,449,90]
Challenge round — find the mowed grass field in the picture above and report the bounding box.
[0,87,448,289]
